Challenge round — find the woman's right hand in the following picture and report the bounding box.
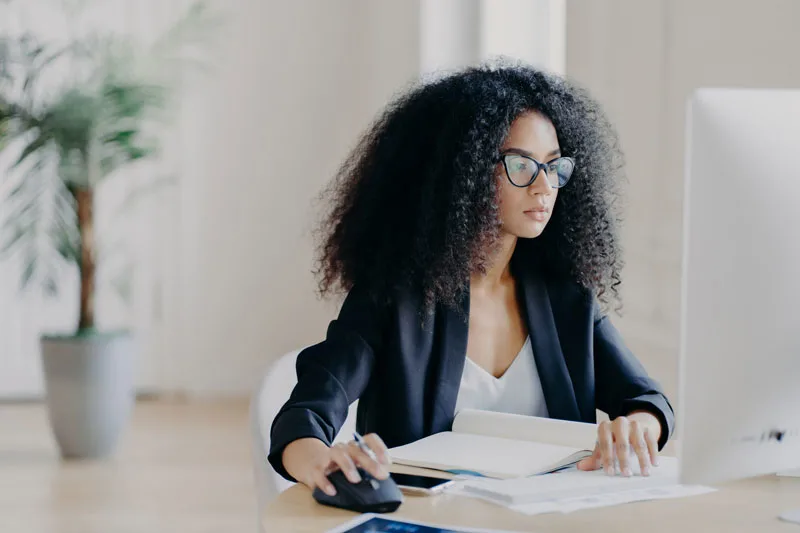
[281,434,392,496]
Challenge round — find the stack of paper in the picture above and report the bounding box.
[508,484,716,516]
[385,409,717,516]
[450,457,716,516]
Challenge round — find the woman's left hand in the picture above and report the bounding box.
[576,411,662,477]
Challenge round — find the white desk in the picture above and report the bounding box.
[264,473,800,532]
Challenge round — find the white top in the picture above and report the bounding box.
[454,336,549,418]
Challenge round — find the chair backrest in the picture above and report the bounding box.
[250,348,358,518]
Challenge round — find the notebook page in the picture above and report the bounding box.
[452,409,598,449]
[388,431,584,478]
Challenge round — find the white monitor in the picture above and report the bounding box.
[678,88,800,520]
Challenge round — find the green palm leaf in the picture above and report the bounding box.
[11,130,50,169]
[0,144,75,292]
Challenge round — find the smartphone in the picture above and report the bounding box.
[390,473,457,495]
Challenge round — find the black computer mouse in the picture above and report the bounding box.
[312,468,404,513]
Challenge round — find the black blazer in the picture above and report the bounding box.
[268,258,675,481]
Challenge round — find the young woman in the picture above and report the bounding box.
[268,63,674,497]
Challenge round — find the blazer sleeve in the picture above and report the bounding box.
[593,302,675,450]
[267,285,385,481]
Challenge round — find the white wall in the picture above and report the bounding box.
[419,0,565,75]
[480,0,565,74]
[565,0,800,405]
[169,0,421,395]
[420,0,480,73]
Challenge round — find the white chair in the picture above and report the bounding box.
[250,348,358,519]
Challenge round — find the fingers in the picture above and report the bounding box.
[612,417,632,477]
[598,420,615,476]
[329,443,362,483]
[629,419,652,476]
[581,418,662,479]
[312,469,337,496]
[644,426,660,467]
[576,446,602,471]
[301,434,394,497]
[347,441,389,480]
[363,433,392,465]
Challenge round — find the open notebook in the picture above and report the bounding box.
[388,409,597,479]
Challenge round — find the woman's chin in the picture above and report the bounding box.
[514,221,548,239]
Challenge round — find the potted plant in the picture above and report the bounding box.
[0,1,214,459]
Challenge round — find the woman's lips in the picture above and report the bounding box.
[524,209,549,222]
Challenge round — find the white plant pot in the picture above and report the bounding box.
[40,332,135,459]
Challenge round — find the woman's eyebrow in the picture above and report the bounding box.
[503,147,562,159]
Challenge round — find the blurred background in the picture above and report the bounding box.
[2,0,798,531]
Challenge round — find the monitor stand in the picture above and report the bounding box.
[779,509,800,524]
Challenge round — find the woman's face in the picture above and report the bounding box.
[495,111,561,239]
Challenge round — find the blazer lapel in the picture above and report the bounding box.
[427,267,582,432]
[518,271,581,422]
[427,290,469,434]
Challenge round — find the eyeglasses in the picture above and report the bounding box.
[499,153,576,189]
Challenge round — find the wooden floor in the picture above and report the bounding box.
[0,399,255,533]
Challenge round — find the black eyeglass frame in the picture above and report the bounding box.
[498,153,576,189]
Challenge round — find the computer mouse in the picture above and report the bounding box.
[312,467,404,513]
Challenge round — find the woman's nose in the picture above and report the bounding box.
[528,167,555,195]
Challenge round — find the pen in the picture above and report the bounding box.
[353,432,381,490]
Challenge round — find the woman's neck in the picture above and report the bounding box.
[470,233,518,291]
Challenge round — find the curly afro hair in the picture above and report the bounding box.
[314,61,626,314]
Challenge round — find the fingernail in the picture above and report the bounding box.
[376,466,389,479]
[623,468,632,477]
[643,466,651,476]
[324,485,337,496]
[606,466,614,476]
[349,470,362,483]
